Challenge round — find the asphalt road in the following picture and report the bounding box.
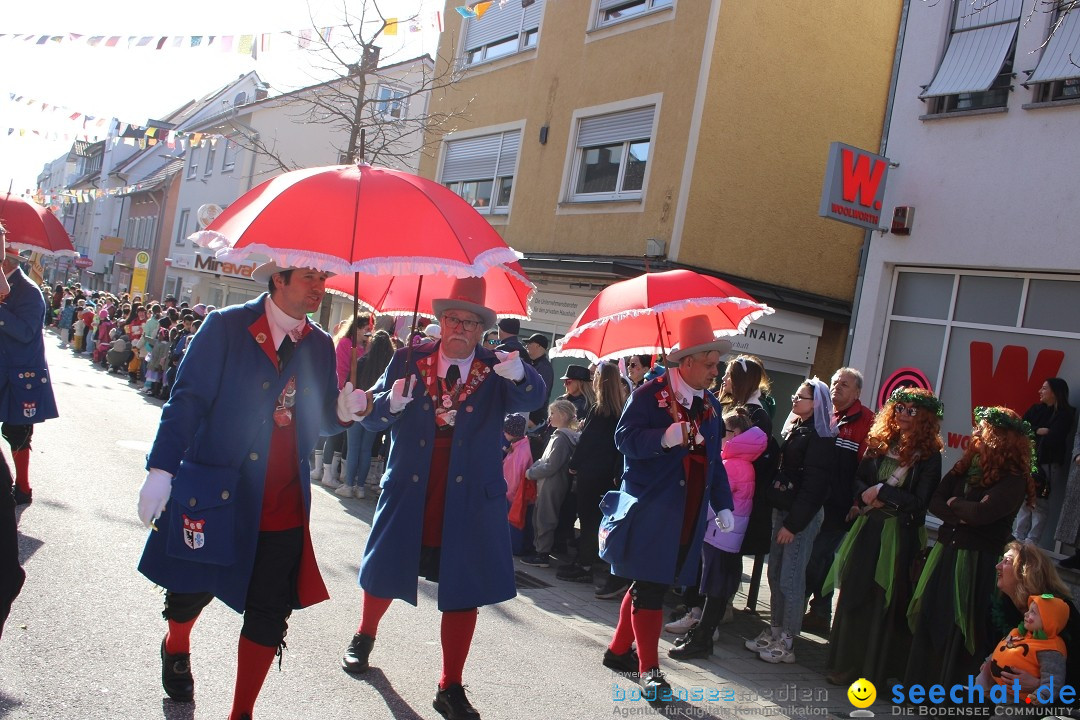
[0,336,677,720]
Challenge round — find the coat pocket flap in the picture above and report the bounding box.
[598,490,637,521]
[165,460,241,567]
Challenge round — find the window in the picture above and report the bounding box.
[222,139,239,172]
[186,149,198,179]
[597,0,672,28]
[374,86,408,120]
[176,209,190,246]
[920,0,1022,113]
[1028,4,1080,102]
[204,142,216,176]
[569,105,655,202]
[462,0,544,66]
[440,129,521,215]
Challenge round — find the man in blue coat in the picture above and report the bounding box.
[136,261,369,720]
[0,227,24,641]
[598,314,735,699]
[340,276,546,720]
[0,245,59,506]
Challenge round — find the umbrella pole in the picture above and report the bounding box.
[655,313,668,361]
[401,274,425,381]
[350,271,360,387]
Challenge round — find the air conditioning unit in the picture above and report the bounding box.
[891,206,915,235]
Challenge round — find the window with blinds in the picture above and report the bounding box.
[1028,3,1080,103]
[921,0,1022,113]
[462,0,545,66]
[440,129,522,214]
[596,0,672,29]
[569,105,655,202]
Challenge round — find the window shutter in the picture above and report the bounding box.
[464,0,545,50]
[1029,8,1080,83]
[496,130,521,176]
[921,0,1023,98]
[576,106,655,148]
[442,134,501,182]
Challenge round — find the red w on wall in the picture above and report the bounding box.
[969,342,1064,416]
[818,141,890,231]
[840,148,887,210]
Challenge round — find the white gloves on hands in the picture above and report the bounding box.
[389,376,415,414]
[715,508,735,532]
[336,382,370,423]
[493,350,525,382]
[138,469,173,529]
[661,421,689,449]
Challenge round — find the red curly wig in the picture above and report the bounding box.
[948,407,1036,506]
[864,388,944,466]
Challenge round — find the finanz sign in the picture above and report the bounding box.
[818,141,890,231]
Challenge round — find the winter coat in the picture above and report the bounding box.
[358,341,547,610]
[0,267,58,424]
[526,427,580,486]
[704,426,766,553]
[773,419,837,534]
[600,374,734,586]
[568,408,622,485]
[138,295,343,612]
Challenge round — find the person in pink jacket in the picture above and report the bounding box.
[503,414,534,530]
[670,405,766,659]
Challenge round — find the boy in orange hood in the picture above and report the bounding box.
[979,593,1069,701]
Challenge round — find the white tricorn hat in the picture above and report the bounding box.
[666,314,732,363]
[252,261,333,285]
[430,276,496,330]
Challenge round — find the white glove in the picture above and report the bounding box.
[493,350,525,382]
[715,508,735,532]
[336,382,370,422]
[138,468,173,529]
[389,376,415,414]
[661,421,689,449]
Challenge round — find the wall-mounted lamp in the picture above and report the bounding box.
[539,126,548,145]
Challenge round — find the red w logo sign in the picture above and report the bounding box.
[969,342,1064,416]
[819,142,891,231]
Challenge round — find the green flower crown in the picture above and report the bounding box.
[888,387,944,417]
[973,406,1032,438]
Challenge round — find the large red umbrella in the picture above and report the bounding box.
[192,163,519,277]
[0,193,77,256]
[325,261,534,320]
[551,269,773,362]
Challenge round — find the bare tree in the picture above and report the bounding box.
[224,0,470,174]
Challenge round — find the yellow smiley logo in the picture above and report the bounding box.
[847,678,876,708]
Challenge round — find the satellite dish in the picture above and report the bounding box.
[197,203,223,229]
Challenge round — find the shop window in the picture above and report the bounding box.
[920,0,1022,113]
[1023,279,1080,333]
[880,321,946,388]
[953,275,1023,325]
[462,0,545,67]
[893,271,953,320]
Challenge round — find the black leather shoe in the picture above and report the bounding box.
[12,487,31,506]
[668,626,713,660]
[1060,553,1080,570]
[433,683,480,719]
[160,637,194,702]
[341,632,375,674]
[639,667,671,702]
[602,647,639,674]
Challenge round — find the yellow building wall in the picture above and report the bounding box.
[680,1,902,302]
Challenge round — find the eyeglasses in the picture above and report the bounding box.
[791,394,812,403]
[485,338,498,345]
[627,362,640,369]
[894,403,918,417]
[442,315,483,332]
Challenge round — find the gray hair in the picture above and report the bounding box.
[832,367,864,390]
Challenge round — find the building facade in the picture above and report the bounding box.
[420,0,903,395]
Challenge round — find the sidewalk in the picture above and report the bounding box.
[509,553,891,719]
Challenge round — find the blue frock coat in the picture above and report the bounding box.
[601,374,733,586]
[0,267,58,424]
[138,295,343,612]
[358,341,547,610]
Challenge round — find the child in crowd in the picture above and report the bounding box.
[979,593,1069,701]
[669,406,766,659]
[520,400,580,568]
[58,299,75,347]
[504,414,534,534]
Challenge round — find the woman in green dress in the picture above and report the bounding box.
[825,387,943,686]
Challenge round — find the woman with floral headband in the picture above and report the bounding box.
[824,387,943,686]
[903,406,1033,694]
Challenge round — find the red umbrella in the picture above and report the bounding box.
[192,163,519,277]
[325,261,534,320]
[0,193,77,256]
[551,269,773,362]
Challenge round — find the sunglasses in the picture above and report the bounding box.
[894,403,918,417]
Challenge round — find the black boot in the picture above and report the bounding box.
[160,637,194,702]
[433,683,480,719]
[341,632,375,674]
[668,625,713,660]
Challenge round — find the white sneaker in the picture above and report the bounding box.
[353,485,366,499]
[664,607,702,634]
[744,628,775,652]
[334,483,354,497]
[758,638,795,664]
[322,475,343,489]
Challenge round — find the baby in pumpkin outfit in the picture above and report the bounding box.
[979,593,1069,701]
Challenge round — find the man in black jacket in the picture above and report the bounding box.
[524,333,553,428]
[495,318,526,357]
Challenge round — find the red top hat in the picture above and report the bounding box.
[667,314,732,363]
[431,276,496,329]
